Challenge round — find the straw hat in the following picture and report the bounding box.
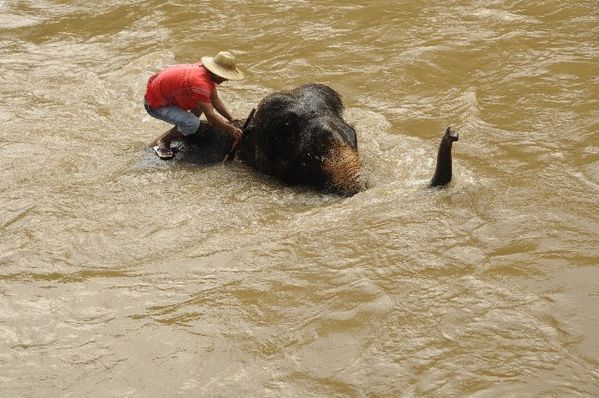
[201,51,245,81]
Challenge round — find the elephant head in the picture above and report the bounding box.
[236,84,365,196]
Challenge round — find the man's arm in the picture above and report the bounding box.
[196,101,242,141]
[211,89,234,122]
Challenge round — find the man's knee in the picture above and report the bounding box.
[177,116,201,136]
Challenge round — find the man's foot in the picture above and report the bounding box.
[153,143,175,160]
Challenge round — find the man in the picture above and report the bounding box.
[144,51,244,159]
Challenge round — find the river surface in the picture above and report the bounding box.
[1,1,598,397]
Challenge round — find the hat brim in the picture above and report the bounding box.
[201,56,245,81]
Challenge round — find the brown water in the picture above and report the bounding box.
[1,1,598,397]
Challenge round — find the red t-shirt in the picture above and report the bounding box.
[144,63,216,110]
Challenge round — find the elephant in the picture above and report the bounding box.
[151,84,458,195]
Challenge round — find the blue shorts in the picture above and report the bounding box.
[144,102,200,136]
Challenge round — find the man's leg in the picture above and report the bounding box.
[145,104,200,158]
[149,126,183,159]
[150,126,184,148]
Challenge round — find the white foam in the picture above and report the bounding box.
[0,13,41,28]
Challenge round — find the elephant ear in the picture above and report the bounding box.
[252,94,299,150]
[237,92,296,174]
[262,106,304,177]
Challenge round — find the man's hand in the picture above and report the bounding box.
[229,125,243,141]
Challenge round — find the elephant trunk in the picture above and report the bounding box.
[323,144,365,196]
[430,127,459,187]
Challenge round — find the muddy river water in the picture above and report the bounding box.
[1,1,598,397]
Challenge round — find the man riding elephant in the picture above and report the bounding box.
[144,51,245,159]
